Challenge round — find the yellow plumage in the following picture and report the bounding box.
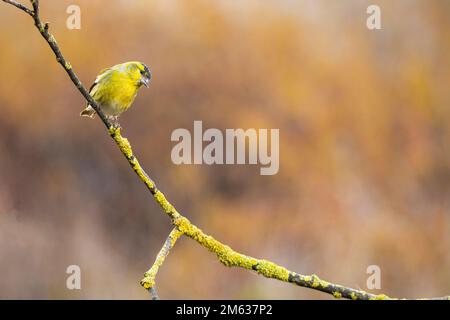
[80,61,151,120]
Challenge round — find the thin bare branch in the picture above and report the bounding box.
[2,0,33,16]
[149,287,159,300]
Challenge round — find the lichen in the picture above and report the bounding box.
[173,215,292,284]
[370,294,390,300]
[112,130,136,162]
[109,128,133,158]
[140,276,155,289]
[140,228,183,290]
[310,274,321,288]
[48,34,57,44]
[154,190,176,216]
[107,127,159,194]
[256,260,290,281]
[64,61,72,70]
[333,291,342,299]
[169,229,183,246]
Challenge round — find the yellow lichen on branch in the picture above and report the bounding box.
[174,216,290,282]
[109,126,180,220]
[141,228,183,290]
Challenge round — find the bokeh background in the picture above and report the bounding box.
[0,0,449,299]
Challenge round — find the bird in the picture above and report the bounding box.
[80,61,151,123]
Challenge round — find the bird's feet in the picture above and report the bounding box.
[107,115,121,129]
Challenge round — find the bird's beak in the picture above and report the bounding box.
[141,76,150,88]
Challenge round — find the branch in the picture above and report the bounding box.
[148,287,159,301]
[111,124,392,300]
[141,228,183,299]
[4,0,450,300]
[3,0,113,129]
[3,0,33,16]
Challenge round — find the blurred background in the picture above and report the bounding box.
[0,0,449,299]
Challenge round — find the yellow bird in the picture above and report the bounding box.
[80,61,151,121]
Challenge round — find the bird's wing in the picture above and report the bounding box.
[93,68,112,87]
[86,68,112,107]
[88,81,97,94]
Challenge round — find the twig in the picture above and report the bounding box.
[3,0,33,16]
[149,287,159,300]
[141,228,183,299]
[3,0,450,300]
[4,0,113,129]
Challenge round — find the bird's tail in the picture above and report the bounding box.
[80,105,96,118]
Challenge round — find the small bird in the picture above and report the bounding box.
[80,61,151,122]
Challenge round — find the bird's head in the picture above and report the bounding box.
[126,61,152,88]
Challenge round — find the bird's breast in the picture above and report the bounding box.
[98,80,139,115]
